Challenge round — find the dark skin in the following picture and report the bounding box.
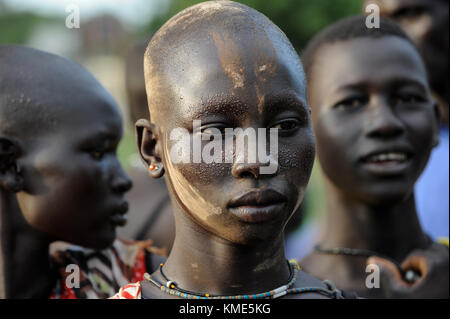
[121,39,301,251]
[136,2,331,299]
[365,0,449,125]
[301,36,448,298]
[0,46,132,298]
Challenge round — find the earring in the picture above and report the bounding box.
[148,163,164,178]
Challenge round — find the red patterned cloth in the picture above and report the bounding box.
[50,239,158,299]
[109,282,142,299]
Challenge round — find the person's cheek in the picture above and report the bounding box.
[401,108,436,174]
[19,173,75,239]
[278,130,315,186]
[315,114,357,188]
[177,162,230,186]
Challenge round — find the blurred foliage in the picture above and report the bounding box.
[0,6,61,44]
[139,0,363,52]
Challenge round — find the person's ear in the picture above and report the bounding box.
[0,136,24,192]
[431,102,441,148]
[136,119,164,178]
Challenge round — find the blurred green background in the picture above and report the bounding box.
[143,0,362,53]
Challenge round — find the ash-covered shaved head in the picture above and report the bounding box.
[144,0,305,127]
[138,1,313,245]
[0,45,119,140]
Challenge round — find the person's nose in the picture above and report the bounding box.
[111,162,133,194]
[364,97,405,139]
[231,143,279,179]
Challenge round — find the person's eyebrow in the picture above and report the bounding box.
[263,91,309,117]
[79,129,121,146]
[178,96,250,127]
[388,77,429,94]
[337,76,428,93]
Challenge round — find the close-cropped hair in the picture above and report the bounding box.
[302,15,416,81]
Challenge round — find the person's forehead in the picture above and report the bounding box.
[62,94,122,129]
[313,37,427,94]
[158,30,306,121]
[20,78,123,143]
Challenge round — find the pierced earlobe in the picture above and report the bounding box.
[148,163,164,178]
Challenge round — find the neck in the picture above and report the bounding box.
[0,191,55,298]
[319,179,428,262]
[161,206,290,296]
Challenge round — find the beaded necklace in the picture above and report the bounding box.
[144,259,343,299]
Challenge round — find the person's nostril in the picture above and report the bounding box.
[240,171,255,179]
[113,178,133,193]
[233,164,260,179]
[123,179,133,192]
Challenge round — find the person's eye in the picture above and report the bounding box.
[90,149,105,160]
[392,6,426,20]
[394,93,425,106]
[334,97,367,110]
[271,119,301,132]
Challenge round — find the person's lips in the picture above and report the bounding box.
[227,189,287,223]
[359,147,415,175]
[109,201,129,227]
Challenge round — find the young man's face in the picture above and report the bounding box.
[309,36,438,205]
[152,27,315,245]
[17,92,132,249]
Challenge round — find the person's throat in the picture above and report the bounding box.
[160,209,291,296]
[321,181,428,262]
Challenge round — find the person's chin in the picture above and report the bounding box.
[218,219,286,246]
[90,235,116,250]
[359,185,413,207]
[85,226,117,250]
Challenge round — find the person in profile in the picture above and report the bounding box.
[0,45,135,298]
